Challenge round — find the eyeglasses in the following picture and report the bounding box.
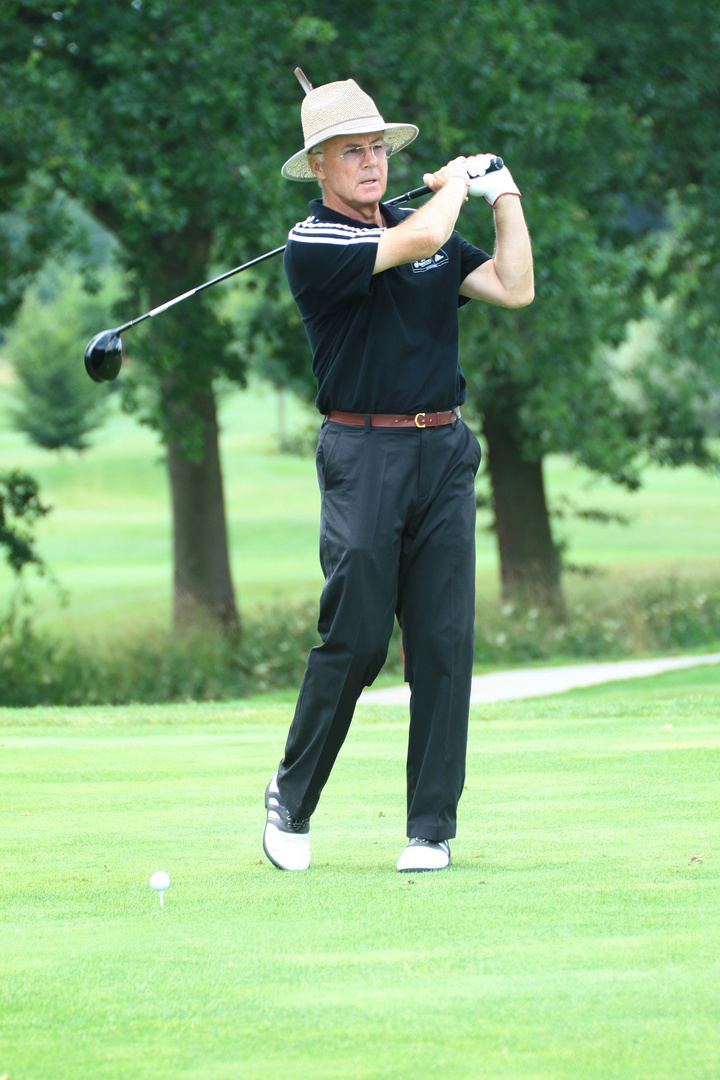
[316,142,393,163]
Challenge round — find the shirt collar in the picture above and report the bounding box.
[309,198,406,229]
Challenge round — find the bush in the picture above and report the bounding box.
[474,578,720,666]
[0,603,99,706]
[0,600,326,707]
[1,581,718,707]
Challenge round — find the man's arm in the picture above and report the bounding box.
[373,159,470,275]
[459,195,534,308]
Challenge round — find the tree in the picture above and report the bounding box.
[0,470,51,577]
[1,0,314,631]
[6,262,120,450]
[335,0,717,613]
[232,0,652,613]
[551,0,720,387]
[4,0,716,627]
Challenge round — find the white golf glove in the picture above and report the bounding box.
[466,154,521,205]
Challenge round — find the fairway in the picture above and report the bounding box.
[2,671,719,1079]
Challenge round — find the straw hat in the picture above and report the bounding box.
[282,70,419,181]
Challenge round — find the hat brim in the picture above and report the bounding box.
[281,122,419,181]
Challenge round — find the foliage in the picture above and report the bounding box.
[2,579,718,706]
[5,261,122,449]
[219,271,317,406]
[0,0,314,441]
[2,0,719,618]
[0,469,51,576]
[0,597,313,706]
[449,0,718,491]
[0,79,79,328]
[475,579,720,666]
[549,0,720,454]
[0,0,322,627]
[280,421,323,458]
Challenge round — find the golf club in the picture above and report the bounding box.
[84,158,503,383]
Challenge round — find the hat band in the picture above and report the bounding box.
[304,113,385,148]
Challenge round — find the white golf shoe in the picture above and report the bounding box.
[396,838,451,872]
[263,774,311,871]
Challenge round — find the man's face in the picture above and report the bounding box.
[309,131,389,220]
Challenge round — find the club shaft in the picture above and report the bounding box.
[113,174,490,336]
[385,184,432,205]
[115,246,288,333]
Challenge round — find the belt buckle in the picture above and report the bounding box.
[414,412,426,428]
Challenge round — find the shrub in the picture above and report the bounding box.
[0,600,326,707]
[474,579,720,666]
[0,601,99,706]
[1,581,718,707]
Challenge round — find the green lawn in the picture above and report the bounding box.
[1,376,719,641]
[559,656,720,702]
[2,665,719,1079]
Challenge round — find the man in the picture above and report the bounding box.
[263,72,533,873]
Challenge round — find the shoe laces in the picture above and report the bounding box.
[268,794,309,833]
[409,837,449,852]
[285,813,309,832]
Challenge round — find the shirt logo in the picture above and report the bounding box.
[411,250,449,273]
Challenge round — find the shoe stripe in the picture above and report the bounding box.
[264,780,310,833]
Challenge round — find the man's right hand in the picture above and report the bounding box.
[422,157,471,196]
[374,158,470,275]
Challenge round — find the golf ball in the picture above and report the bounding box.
[149,870,170,892]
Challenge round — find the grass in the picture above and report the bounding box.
[2,664,719,1079]
[1,375,719,642]
[560,656,720,702]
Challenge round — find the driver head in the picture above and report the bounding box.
[84,330,123,382]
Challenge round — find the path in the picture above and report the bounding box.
[360,652,720,706]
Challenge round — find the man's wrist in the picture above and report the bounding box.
[447,173,470,193]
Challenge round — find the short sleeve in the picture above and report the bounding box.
[457,235,491,307]
[285,217,383,307]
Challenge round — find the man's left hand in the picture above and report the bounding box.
[466,154,521,205]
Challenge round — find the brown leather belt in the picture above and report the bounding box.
[327,408,460,429]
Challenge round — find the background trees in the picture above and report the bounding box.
[553,0,720,394]
[1,0,717,626]
[5,260,123,450]
[3,0,309,630]
[0,469,51,577]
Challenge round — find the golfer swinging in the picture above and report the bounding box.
[263,72,533,872]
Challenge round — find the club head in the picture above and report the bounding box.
[84,329,123,383]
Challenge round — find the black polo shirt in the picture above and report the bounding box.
[284,198,490,415]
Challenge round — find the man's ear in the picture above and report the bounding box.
[308,154,325,181]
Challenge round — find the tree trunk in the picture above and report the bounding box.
[143,224,239,636]
[165,384,239,634]
[483,406,565,615]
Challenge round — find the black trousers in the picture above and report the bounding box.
[277,417,482,840]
